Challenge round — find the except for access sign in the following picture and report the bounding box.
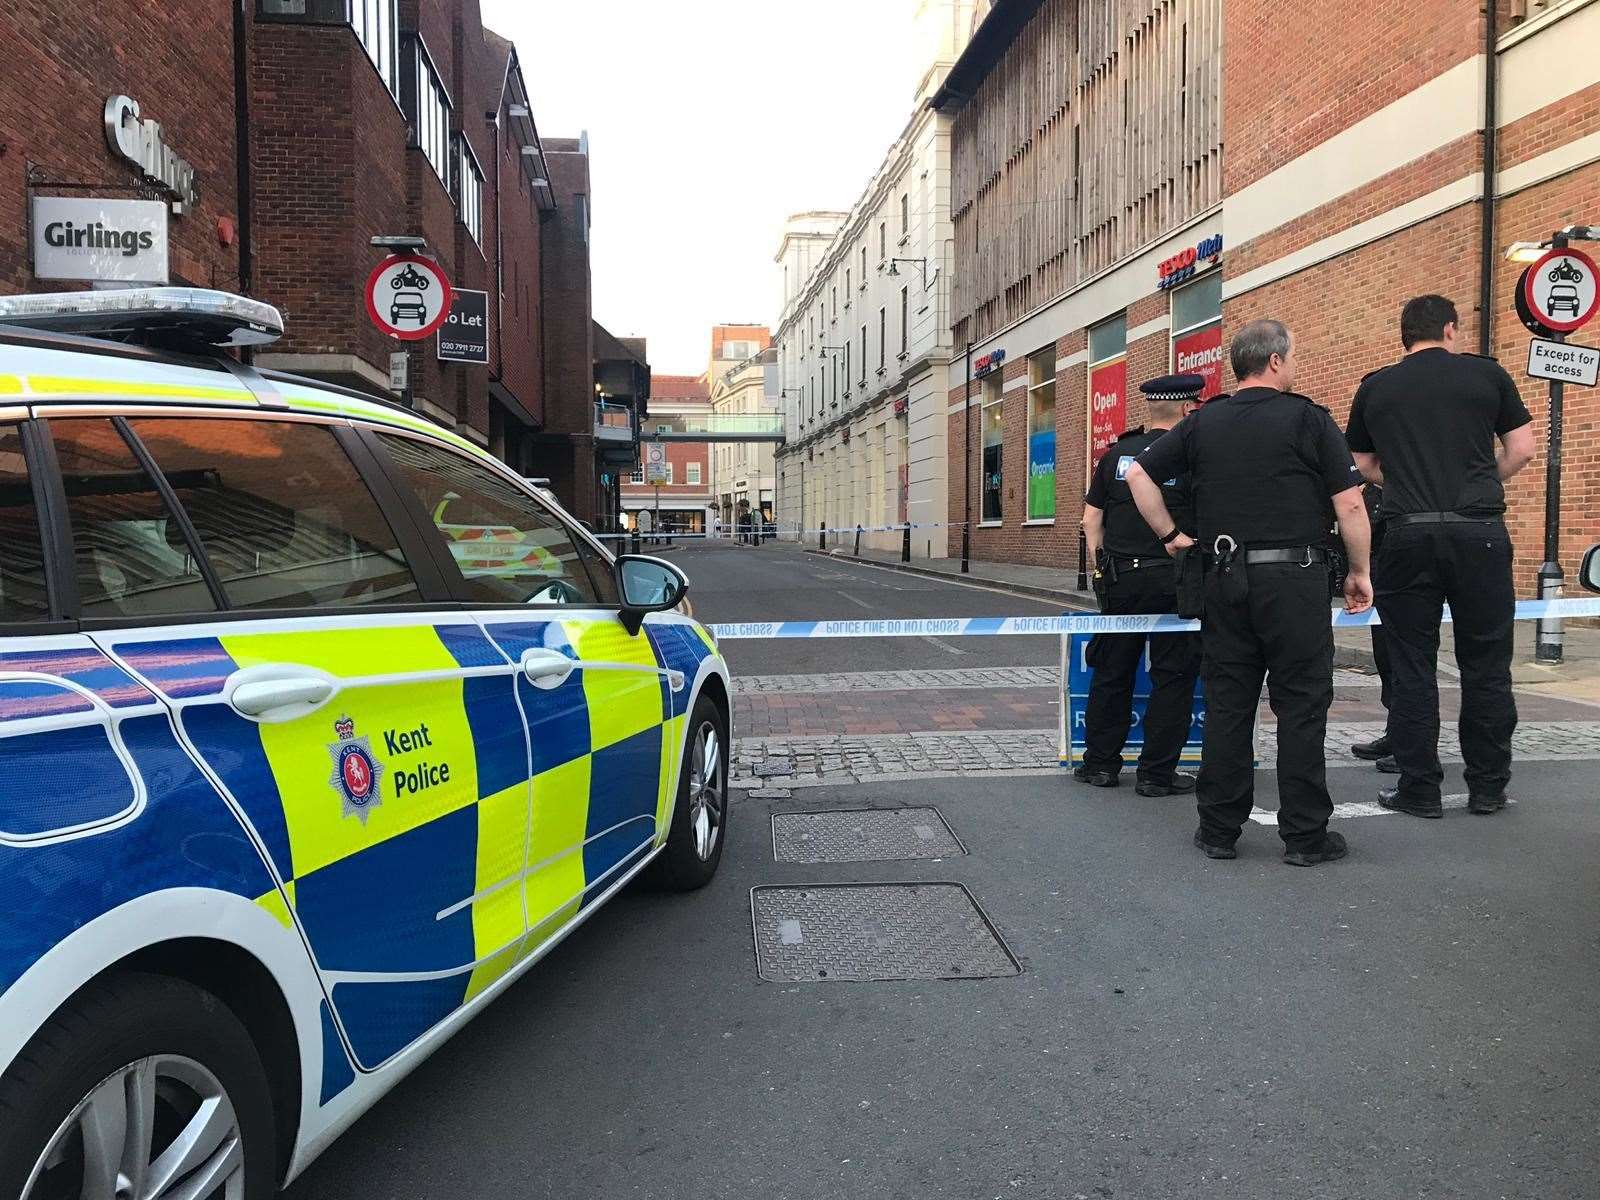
[1527,337,1600,387]
[437,288,488,363]
[1523,247,1599,333]
[364,254,453,341]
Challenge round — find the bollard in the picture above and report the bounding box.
[855,525,862,556]
[630,530,641,556]
[819,527,826,551]
[902,523,912,563]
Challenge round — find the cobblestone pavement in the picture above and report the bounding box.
[733,720,1600,792]
[733,665,1062,693]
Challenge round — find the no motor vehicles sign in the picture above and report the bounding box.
[1523,247,1599,333]
[365,254,454,341]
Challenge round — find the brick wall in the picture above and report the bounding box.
[0,0,240,292]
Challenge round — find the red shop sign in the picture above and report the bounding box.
[1172,321,1224,402]
[1089,357,1127,463]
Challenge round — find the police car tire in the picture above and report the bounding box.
[0,971,278,1200]
[649,693,729,891]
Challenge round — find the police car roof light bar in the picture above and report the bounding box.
[0,288,284,348]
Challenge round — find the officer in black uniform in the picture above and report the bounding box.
[1349,482,1399,772]
[1345,294,1536,818]
[1126,319,1373,866]
[1076,373,1205,794]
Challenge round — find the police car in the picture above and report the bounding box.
[0,288,731,1198]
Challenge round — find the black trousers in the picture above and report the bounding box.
[1370,522,1392,725]
[1375,521,1517,803]
[1197,562,1334,852]
[1083,565,1202,780]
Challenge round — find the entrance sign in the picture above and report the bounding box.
[1523,247,1599,333]
[1088,356,1126,462]
[1527,337,1599,387]
[1060,633,1203,767]
[1172,320,1224,401]
[436,288,488,363]
[364,254,453,341]
[31,197,168,284]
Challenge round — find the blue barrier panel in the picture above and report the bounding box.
[1059,632,1205,768]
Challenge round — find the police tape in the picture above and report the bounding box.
[706,597,1600,640]
[595,520,969,541]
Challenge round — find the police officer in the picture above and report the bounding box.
[1126,319,1374,866]
[1076,374,1205,794]
[1345,295,1536,818]
[1349,482,1399,772]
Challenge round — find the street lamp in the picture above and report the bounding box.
[1503,222,1599,662]
[886,257,938,289]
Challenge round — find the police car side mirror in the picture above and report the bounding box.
[1580,545,1600,595]
[616,554,689,635]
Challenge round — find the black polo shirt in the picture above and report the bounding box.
[1084,426,1193,557]
[1139,387,1362,549]
[1345,349,1532,519]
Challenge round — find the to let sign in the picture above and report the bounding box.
[1527,337,1599,387]
[437,289,488,363]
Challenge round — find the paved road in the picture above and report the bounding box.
[286,542,1600,1199]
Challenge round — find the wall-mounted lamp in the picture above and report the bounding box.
[887,257,938,289]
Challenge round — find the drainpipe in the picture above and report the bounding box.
[1478,0,1498,355]
[231,0,254,358]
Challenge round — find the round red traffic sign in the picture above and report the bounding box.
[364,254,454,341]
[1522,246,1599,333]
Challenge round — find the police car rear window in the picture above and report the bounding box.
[0,426,48,622]
[128,418,423,611]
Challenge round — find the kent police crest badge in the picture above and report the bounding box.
[328,714,384,823]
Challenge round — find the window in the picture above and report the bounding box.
[379,434,617,606]
[1026,349,1057,520]
[407,37,451,185]
[1170,271,1224,403]
[52,419,218,619]
[900,193,909,237]
[878,222,887,262]
[980,376,1004,523]
[831,287,837,319]
[900,287,909,356]
[860,246,867,284]
[456,135,483,246]
[656,423,672,435]
[130,417,422,611]
[686,462,701,485]
[860,324,867,382]
[878,308,886,370]
[0,425,49,621]
[261,1,397,98]
[843,343,850,391]
[845,267,851,296]
[630,466,644,484]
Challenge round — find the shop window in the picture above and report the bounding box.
[260,1,398,99]
[980,375,1003,523]
[1170,271,1224,402]
[1026,349,1056,520]
[1087,315,1128,466]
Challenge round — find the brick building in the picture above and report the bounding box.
[0,1,628,524]
[622,375,713,535]
[936,0,1600,589]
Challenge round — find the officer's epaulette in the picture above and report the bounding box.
[1358,364,1394,383]
[1279,390,1325,410]
[1114,425,1147,440]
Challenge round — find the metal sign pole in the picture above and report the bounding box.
[1536,230,1570,664]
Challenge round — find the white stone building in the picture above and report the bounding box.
[771,0,974,557]
[709,343,780,528]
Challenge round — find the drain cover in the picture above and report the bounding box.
[750,882,1020,983]
[771,807,965,863]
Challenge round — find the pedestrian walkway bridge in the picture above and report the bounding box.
[640,413,785,444]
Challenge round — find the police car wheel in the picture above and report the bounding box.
[0,971,277,1200]
[650,694,728,891]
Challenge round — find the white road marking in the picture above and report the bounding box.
[920,636,965,656]
[838,592,874,610]
[1249,793,1516,826]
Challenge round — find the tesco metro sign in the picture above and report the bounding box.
[1157,234,1223,290]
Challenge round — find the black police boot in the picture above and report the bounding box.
[1192,829,1238,860]
[1351,735,1391,761]
[1136,772,1197,797]
[1282,830,1349,867]
[1468,793,1508,815]
[1378,787,1443,819]
[1375,755,1401,774]
[1073,765,1119,788]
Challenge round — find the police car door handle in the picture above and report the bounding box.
[226,672,337,722]
[521,648,576,690]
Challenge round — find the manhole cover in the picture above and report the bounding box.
[771,807,965,863]
[750,882,1020,983]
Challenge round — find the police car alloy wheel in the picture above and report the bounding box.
[649,693,729,890]
[1,973,277,1200]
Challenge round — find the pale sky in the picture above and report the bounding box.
[481,0,920,376]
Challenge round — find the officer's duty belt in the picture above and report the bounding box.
[1240,546,1329,566]
[1108,554,1170,571]
[1386,511,1498,527]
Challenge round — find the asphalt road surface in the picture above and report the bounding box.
[285,542,1600,1199]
